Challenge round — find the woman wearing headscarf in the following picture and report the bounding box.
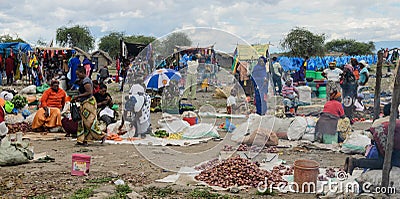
[315,91,345,143]
[32,80,66,132]
[73,67,105,146]
[251,56,269,115]
[124,84,151,138]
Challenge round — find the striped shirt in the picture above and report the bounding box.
[282,85,297,98]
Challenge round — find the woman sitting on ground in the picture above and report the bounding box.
[94,84,115,126]
[315,91,345,143]
[32,80,66,132]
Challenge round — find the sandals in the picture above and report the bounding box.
[101,136,106,144]
[76,142,88,147]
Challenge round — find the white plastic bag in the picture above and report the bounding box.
[341,131,371,154]
[20,85,37,94]
[287,117,307,140]
[356,167,400,194]
[0,122,8,137]
[67,69,71,80]
[182,123,219,139]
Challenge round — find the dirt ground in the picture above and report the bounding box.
[0,66,394,198]
[0,139,349,198]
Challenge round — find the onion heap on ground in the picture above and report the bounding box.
[6,122,32,134]
[195,156,287,188]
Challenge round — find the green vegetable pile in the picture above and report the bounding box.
[11,95,28,109]
[154,130,169,138]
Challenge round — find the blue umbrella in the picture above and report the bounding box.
[144,69,181,89]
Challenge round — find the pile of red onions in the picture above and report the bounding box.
[195,156,286,188]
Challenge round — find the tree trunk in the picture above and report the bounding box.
[382,57,400,188]
[373,51,383,121]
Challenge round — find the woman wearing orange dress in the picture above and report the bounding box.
[32,80,66,132]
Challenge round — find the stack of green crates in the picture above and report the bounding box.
[306,70,316,79]
[318,86,327,99]
[315,71,324,80]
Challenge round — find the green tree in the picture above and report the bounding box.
[99,33,156,59]
[124,35,156,45]
[56,25,95,52]
[99,32,125,59]
[36,38,48,46]
[0,34,26,43]
[325,39,375,55]
[280,27,326,57]
[158,32,192,56]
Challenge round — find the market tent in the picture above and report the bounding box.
[121,40,147,58]
[236,44,269,60]
[174,45,214,52]
[0,42,33,54]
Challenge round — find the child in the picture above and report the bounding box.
[227,89,237,114]
[282,79,299,114]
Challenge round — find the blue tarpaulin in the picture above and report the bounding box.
[0,42,33,54]
[277,54,378,71]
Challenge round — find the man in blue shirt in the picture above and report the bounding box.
[68,54,81,90]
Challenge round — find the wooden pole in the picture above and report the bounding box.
[373,51,383,121]
[382,58,400,188]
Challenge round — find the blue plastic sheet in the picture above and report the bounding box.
[277,55,378,71]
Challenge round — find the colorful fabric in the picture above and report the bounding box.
[77,96,105,143]
[40,88,66,109]
[236,62,249,81]
[326,81,342,101]
[231,48,239,73]
[32,107,62,129]
[370,120,400,166]
[323,100,344,118]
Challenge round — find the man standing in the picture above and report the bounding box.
[183,60,198,100]
[5,55,14,86]
[68,54,81,89]
[322,62,343,101]
[271,57,283,95]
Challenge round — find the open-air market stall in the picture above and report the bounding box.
[172,45,218,93]
[0,42,34,85]
[34,46,74,84]
[231,44,270,99]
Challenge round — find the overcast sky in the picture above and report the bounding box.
[1,0,399,53]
